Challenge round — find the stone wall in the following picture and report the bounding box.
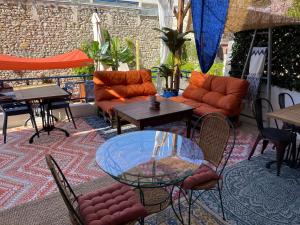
[0,0,160,81]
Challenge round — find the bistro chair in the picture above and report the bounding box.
[45,154,147,225]
[175,113,235,223]
[278,92,300,163]
[248,98,295,175]
[43,88,77,129]
[0,97,38,143]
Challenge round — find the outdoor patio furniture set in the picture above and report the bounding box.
[46,113,235,225]
[0,84,76,143]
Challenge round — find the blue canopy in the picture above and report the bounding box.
[191,0,229,73]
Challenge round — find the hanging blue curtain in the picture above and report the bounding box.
[191,0,229,73]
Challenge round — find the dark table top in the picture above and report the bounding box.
[13,84,69,101]
[96,130,203,187]
[113,99,194,121]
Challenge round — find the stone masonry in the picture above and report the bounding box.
[0,0,160,81]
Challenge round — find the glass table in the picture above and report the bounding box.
[96,130,204,216]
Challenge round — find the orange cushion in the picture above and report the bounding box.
[93,70,157,101]
[169,96,202,108]
[96,99,127,115]
[183,86,209,102]
[193,103,230,116]
[202,92,224,108]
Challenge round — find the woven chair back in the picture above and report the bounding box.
[45,155,83,225]
[194,113,231,168]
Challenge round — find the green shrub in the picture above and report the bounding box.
[230,25,300,91]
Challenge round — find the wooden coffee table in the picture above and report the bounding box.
[113,99,194,138]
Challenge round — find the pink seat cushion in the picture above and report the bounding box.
[78,183,147,225]
[182,165,220,190]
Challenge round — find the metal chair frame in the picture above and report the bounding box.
[172,113,236,224]
[46,154,145,225]
[248,98,295,175]
[1,99,39,143]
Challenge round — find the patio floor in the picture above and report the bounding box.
[0,115,258,210]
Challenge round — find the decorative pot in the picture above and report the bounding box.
[162,89,179,98]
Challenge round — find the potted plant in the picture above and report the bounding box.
[155,27,192,96]
[157,63,175,98]
[99,29,135,71]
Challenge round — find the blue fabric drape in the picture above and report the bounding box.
[191,0,229,73]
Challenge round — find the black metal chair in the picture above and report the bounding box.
[43,89,77,129]
[278,92,300,163]
[248,98,295,176]
[45,154,147,225]
[0,97,38,143]
[173,113,235,223]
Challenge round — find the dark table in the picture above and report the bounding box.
[113,99,194,138]
[14,84,70,143]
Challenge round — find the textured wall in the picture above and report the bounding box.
[0,1,159,81]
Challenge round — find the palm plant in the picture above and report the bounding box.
[155,27,193,90]
[99,30,135,71]
[157,64,173,90]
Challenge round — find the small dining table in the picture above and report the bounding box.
[96,130,204,223]
[267,104,300,127]
[267,103,300,165]
[14,84,70,143]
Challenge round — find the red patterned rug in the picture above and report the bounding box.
[0,118,105,210]
[0,117,257,210]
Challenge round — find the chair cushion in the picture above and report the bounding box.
[78,183,147,225]
[169,96,202,108]
[179,71,249,117]
[96,96,150,116]
[93,70,156,101]
[262,128,293,143]
[1,102,31,114]
[193,103,230,116]
[182,165,220,190]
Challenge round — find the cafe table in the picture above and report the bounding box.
[96,130,203,223]
[14,84,70,143]
[267,104,300,164]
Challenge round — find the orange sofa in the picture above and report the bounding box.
[93,70,157,124]
[170,71,249,118]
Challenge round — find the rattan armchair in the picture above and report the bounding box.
[45,154,147,225]
[173,113,235,224]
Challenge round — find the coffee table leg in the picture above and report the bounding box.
[116,114,121,134]
[186,116,192,138]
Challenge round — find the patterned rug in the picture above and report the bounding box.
[0,175,229,225]
[0,116,257,211]
[0,118,105,209]
[200,151,300,225]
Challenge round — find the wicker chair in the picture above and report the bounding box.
[45,154,147,225]
[248,98,295,175]
[175,113,235,223]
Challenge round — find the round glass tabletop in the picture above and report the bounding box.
[96,131,204,188]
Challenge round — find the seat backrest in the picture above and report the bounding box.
[278,92,295,109]
[192,113,235,173]
[253,98,278,132]
[183,71,249,114]
[45,155,83,225]
[93,70,157,101]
